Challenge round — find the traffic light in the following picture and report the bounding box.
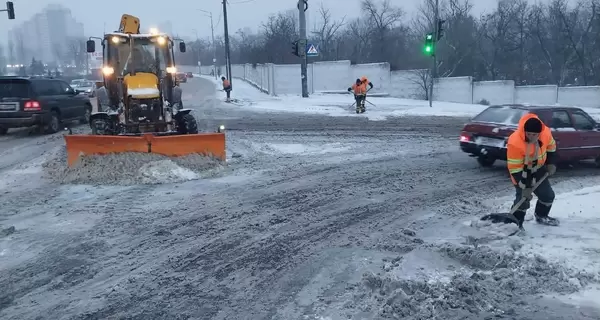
[423,32,434,56]
[437,19,445,40]
[6,1,14,19]
[292,40,299,56]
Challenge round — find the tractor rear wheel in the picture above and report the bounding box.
[177,113,198,134]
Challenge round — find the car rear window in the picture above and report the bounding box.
[0,79,32,98]
[472,107,528,125]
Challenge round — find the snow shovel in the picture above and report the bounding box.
[480,173,549,225]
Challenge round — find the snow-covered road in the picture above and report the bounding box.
[0,77,599,319]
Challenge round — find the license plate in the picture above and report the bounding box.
[0,103,16,111]
[476,136,505,148]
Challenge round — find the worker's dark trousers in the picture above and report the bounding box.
[225,88,231,99]
[512,178,555,223]
[355,95,365,106]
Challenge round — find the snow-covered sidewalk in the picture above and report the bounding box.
[200,75,600,121]
[200,75,488,120]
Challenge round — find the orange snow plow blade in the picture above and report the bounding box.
[64,133,226,167]
[150,134,226,159]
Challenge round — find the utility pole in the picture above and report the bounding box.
[222,0,232,87]
[210,15,217,80]
[298,0,308,97]
[429,0,439,108]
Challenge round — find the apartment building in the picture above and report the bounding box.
[7,4,84,65]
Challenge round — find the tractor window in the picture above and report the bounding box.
[115,38,168,76]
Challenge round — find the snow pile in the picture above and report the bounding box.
[357,243,597,319]
[42,147,225,185]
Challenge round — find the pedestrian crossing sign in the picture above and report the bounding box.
[306,44,319,57]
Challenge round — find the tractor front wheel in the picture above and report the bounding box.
[177,113,198,134]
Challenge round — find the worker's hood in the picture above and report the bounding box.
[124,72,160,98]
[516,112,549,141]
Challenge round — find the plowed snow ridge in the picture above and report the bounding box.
[42,147,224,185]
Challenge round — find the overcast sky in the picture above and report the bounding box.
[2,0,545,41]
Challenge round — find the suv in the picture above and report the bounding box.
[0,76,93,135]
[459,104,600,167]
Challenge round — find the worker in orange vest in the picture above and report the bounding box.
[347,78,367,113]
[221,76,232,102]
[506,113,558,230]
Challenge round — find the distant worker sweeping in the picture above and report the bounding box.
[348,78,367,113]
[221,76,232,103]
[506,113,559,230]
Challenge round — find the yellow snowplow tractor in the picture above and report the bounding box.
[64,14,226,166]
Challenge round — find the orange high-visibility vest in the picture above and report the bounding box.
[506,113,556,185]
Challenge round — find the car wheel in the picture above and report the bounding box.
[0,127,7,135]
[45,111,61,134]
[80,106,92,124]
[477,155,496,167]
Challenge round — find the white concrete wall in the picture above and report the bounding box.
[557,86,600,109]
[184,61,600,108]
[514,85,557,105]
[312,60,351,92]
[349,62,391,94]
[433,77,472,104]
[472,80,514,105]
[390,70,426,99]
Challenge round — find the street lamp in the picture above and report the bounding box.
[197,9,217,80]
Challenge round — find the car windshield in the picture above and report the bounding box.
[70,80,84,87]
[111,38,168,76]
[472,106,528,125]
[0,79,32,98]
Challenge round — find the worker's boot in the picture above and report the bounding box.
[534,201,559,226]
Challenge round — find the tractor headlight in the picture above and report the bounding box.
[218,124,225,133]
[111,36,121,44]
[156,36,166,45]
[102,66,114,75]
[166,66,177,74]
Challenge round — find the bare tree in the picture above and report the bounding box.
[361,0,404,61]
[311,3,346,61]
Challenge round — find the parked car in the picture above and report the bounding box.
[185,72,193,78]
[0,76,93,135]
[459,104,600,167]
[70,79,96,97]
[176,72,187,83]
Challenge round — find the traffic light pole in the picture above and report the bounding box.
[222,0,232,88]
[429,0,439,108]
[298,0,309,97]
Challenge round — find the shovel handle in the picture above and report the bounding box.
[508,173,549,215]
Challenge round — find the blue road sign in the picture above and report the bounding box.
[306,44,319,57]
